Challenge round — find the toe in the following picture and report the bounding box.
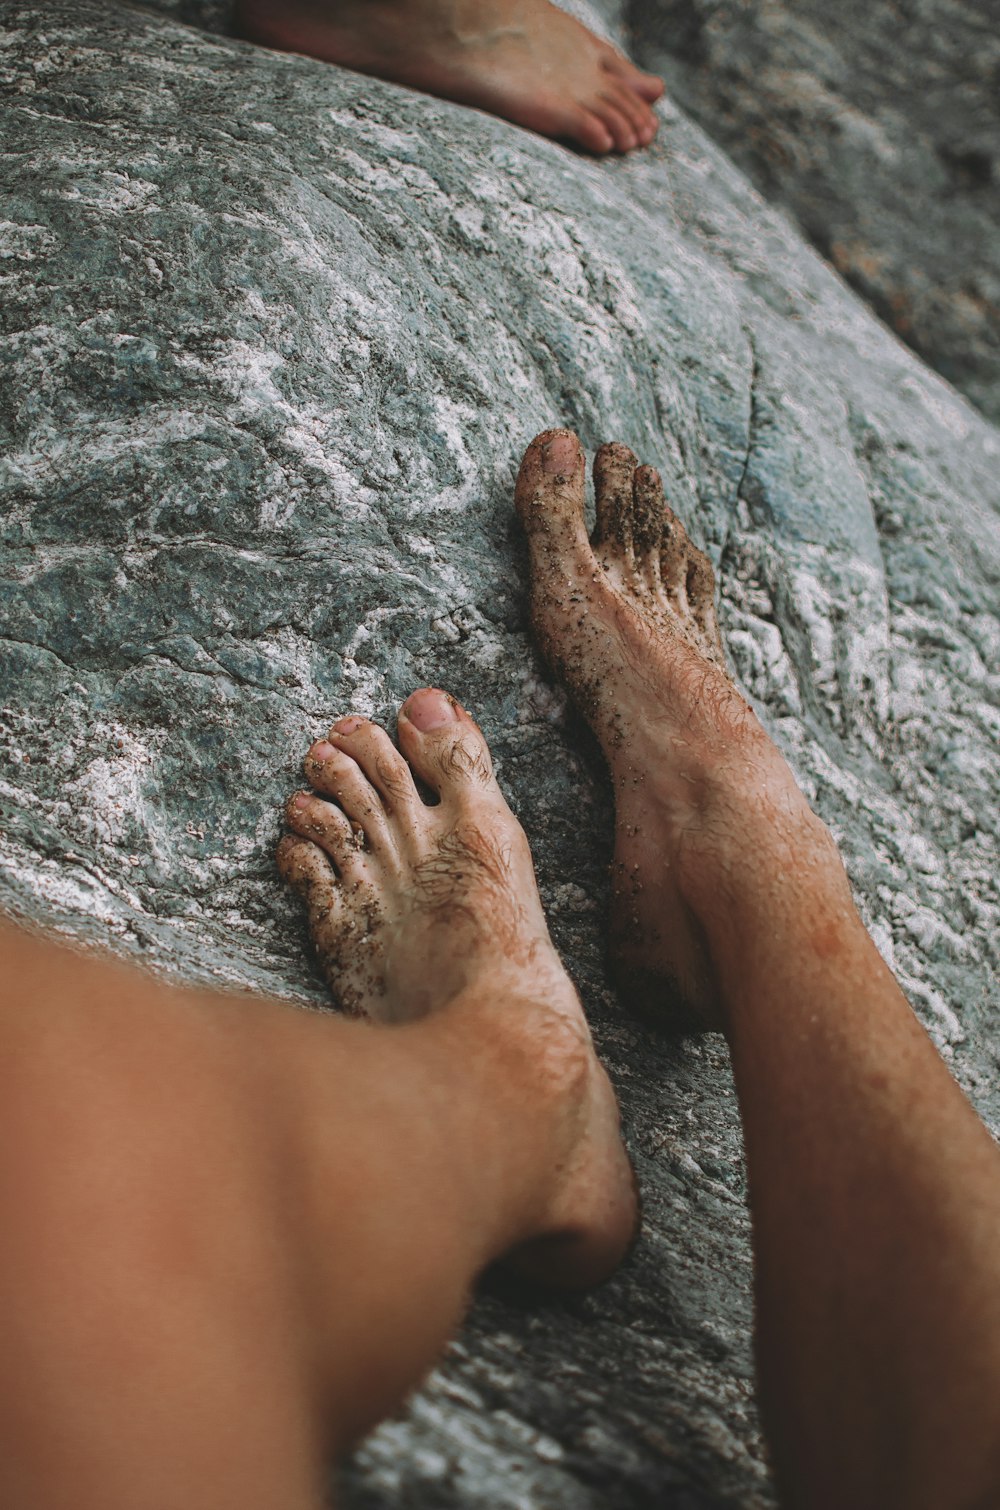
[593,94,638,152]
[509,89,614,155]
[627,66,665,104]
[326,716,419,816]
[276,832,345,937]
[606,82,656,147]
[277,833,378,1018]
[631,465,665,578]
[604,44,664,98]
[515,429,596,579]
[396,688,498,801]
[304,740,393,850]
[285,790,367,875]
[602,48,665,104]
[685,548,725,658]
[593,441,638,555]
[659,505,691,606]
[567,105,615,155]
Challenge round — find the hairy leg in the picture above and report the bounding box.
[0,688,636,1508]
[234,0,663,155]
[517,428,1000,1510]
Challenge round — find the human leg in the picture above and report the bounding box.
[516,428,1000,1510]
[0,688,636,1508]
[234,0,663,155]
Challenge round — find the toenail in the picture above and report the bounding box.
[310,741,337,762]
[542,432,579,475]
[291,792,311,811]
[401,688,459,731]
[333,717,365,734]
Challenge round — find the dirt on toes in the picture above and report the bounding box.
[278,700,569,1025]
[516,429,758,1032]
[277,692,641,1286]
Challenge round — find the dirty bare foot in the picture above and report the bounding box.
[277,686,638,1286]
[235,0,663,155]
[516,429,819,1031]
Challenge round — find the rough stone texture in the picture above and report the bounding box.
[628,0,1000,425]
[1,2,998,1506]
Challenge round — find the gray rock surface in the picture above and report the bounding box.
[629,0,1000,425]
[1,2,998,1505]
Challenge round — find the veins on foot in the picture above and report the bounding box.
[235,0,663,155]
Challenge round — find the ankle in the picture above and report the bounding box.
[669,740,841,934]
[442,949,587,1034]
[426,973,619,1251]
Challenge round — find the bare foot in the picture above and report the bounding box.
[515,429,817,1031]
[277,686,638,1287]
[235,0,664,155]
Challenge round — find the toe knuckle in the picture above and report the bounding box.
[442,736,491,784]
[375,753,411,800]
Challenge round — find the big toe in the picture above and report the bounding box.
[515,429,595,572]
[396,688,498,800]
[605,50,665,104]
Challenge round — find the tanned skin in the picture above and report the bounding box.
[0,430,997,1510]
[234,0,664,155]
